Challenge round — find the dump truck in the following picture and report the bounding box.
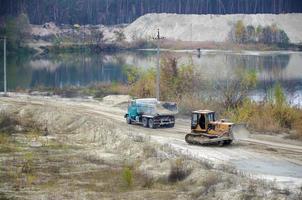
[124,98,177,128]
[185,110,234,146]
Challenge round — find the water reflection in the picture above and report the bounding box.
[224,53,291,91]
[29,57,125,88]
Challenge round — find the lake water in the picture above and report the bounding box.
[1,49,302,106]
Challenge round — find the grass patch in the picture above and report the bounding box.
[45,142,72,150]
[0,132,10,144]
[21,152,34,174]
[0,133,21,153]
[122,167,133,188]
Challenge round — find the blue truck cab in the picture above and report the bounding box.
[124,98,177,129]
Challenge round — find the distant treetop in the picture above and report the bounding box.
[1,0,302,25]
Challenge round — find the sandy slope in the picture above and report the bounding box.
[124,13,302,43]
[1,94,302,190]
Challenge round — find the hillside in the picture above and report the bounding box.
[124,13,302,44]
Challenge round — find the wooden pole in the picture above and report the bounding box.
[3,37,6,94]
[154,29,164,101]
[156,29,160,101]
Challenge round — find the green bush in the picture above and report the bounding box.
[272,83,296,129]
[22,152,34,174]
[122,167,133,187]
[122,65,141,85]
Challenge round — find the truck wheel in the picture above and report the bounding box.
[224,140,232,145]
[148,119,156,129]
[126,116,131,124]
[142,117,148,127]
[168,123,175,128]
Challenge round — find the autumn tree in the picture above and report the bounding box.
[216,68,257,109]
[160,56,195,101]
[130,68,156,98]
[129,56,196,101]
[234,20,246,43]
[231,22,290,44]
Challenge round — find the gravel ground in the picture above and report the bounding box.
[0,94,302,199]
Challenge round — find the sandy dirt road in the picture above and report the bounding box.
[1,94,302,189]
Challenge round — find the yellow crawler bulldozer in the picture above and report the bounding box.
[185,110,234,146]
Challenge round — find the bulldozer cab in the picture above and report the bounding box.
[191,110,216,132]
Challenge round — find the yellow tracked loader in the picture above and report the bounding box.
[185,110,234,146]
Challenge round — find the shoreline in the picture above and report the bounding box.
[15,42,301,57]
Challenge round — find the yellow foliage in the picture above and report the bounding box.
[130,68,156,98]
[230,99,253,123]
[235,20,246,43]
[228,96,298,133]
[123,65,141,85]
[129,56,196,101]
[160,56,195,100]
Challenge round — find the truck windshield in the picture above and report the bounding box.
[130,101,136,106]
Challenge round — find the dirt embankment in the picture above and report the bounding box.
[27,22,127,53]
[30,22,123,44]
[0,94,301,199]
[124,13,302,44]
[27,13,302,53]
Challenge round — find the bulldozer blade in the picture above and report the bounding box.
[231,124,250,141]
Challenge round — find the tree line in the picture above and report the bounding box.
[0,13,30,51]
[231,20,289,45]
[0,0,301,25]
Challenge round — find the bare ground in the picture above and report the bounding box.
[0,93,302,200]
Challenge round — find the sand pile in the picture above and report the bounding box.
[124,13,302,43]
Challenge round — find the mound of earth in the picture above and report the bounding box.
[124,13,302,43]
